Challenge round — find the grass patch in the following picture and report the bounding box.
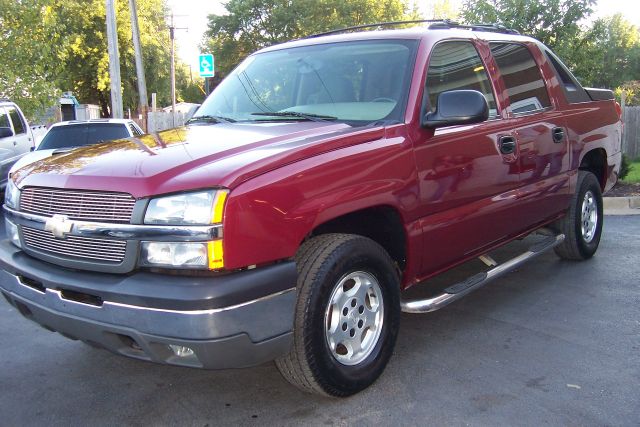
[622,160,640,183]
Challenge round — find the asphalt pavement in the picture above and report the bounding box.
[0,215,638,426]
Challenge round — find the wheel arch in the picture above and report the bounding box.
[579,148,607,190]
[304,205,408,275]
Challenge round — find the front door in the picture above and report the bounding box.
[412,40,523,278]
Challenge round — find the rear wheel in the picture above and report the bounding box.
[554,170,603,260]
[276,234,400,397]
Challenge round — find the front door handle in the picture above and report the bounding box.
[499,136,517,155]
[552,127,565,143]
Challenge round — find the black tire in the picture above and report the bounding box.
[276,233,400,397]
[553,170,603,260]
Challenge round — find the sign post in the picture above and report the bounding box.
[199,54,215,78]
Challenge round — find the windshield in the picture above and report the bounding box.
[39,123,130,150]
[195,39,418,125]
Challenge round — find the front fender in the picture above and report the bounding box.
[222,131,418,270]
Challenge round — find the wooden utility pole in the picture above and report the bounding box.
[170,13,176,126]
[129,0,148,131]
[168,13,187,127]
[106,0,123,118]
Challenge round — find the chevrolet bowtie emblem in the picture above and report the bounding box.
[44,214,73,239]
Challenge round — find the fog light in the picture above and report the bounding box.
[141,242,207,268]
[5,219,20,248]
[169,345,194,358]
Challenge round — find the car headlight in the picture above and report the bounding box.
[142,190,227,270]
[144,190,228,225]
[5,179,19,209]
[140,240,223,269]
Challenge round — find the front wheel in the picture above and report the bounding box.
[276,234,400,397]
[553,170,603,260]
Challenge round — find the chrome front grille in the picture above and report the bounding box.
[22,226,127,263]
[19,187,136,223]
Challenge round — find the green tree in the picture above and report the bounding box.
[459,0,595,53]
[0,0,66,118]
[570,14,640,88]
[54,0,177,116]
[202,0,419,75]
[1,0,199,119]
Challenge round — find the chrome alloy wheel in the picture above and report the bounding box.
[324,271,384,366]
[581,190,598,243]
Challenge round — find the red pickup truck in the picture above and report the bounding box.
[0,21,622,397]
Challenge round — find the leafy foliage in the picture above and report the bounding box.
[615,81,640,107]
[569,14,640,89]
[459,0,596,50]
[54,0,202,116]
[619,154,632,181]
[459,2,640,91]
[202,0,419,75]
[0,0,66,118]
[0,0,202,120]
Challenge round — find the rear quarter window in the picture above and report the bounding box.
[544,49,591,103]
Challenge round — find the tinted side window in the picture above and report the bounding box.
[0,108,10,130]
[490,43,551,114]
[544,50,590,103]
[8,107,25,134]
[426,41,498,118]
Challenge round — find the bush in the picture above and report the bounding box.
[619,154,632,180]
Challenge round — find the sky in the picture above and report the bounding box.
[166,0,640,72]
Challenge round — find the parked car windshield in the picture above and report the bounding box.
[38,123,130,150]
[195,39,418,125]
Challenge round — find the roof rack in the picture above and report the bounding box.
[304,19,457,39]
[429,21,520,34]
[303,19,520,39]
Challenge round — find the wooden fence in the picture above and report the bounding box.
[147,111,187,133]
[623,106,640,159]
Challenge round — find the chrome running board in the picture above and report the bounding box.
[400,234,565,314]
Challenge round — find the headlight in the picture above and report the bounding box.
[140,240,224,269]
[5,179,19,209]
[144,190,228,225]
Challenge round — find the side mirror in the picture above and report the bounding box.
[422,90,489,128]
[0,127,13,138]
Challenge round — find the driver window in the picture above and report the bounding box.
[426,41,498,118]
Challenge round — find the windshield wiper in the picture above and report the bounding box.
[186,115,236,124]
[250,111,338,122]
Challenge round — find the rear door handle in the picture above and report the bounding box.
[552,127,565,143]
[499,136,517,155]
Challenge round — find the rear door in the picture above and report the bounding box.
[412,40,524,276]
[489,42,571,225]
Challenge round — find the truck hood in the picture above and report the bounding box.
[13,122,383,198]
